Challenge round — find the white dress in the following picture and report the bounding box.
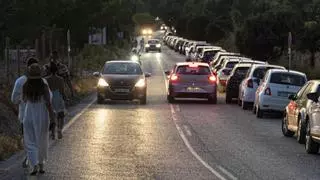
[23,89,52,167]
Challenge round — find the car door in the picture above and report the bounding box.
[287,83,310,127]
[310,86,320,136]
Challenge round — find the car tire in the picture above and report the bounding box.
[167,95,175,103]
[297,117,306,144]
[256,106,264,118]
[208,96,217,104]
[282,113,294,137]
[97,96,104,104]
[225,93,232,104]
[140,95,147,105]
[305,120,319,154]
[242,101,249,110]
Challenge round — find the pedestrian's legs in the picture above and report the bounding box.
[21,123,28,168]
[65,78,74,97]
[57,112,65,139]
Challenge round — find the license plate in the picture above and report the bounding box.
[186,87,202,92]
[114,89,130,93]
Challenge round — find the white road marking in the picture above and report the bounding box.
[218,166,238,180]
[183,125,192,136]
[62,98,96,132]
[157,55,234,180]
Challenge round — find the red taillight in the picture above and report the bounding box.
[170,74,178,81]
[209,75,216,82]
[246,79,253,88]
[264,87,272,96]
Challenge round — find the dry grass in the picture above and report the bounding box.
[0,135,22,161]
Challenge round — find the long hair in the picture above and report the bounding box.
[23,78,47,102]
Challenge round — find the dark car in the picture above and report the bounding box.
[94,61,150,104]
[145,39,162,52]
[225,63,252,104]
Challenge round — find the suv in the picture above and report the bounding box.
[145,39,162,52]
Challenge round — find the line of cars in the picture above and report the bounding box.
[163,34,320,154]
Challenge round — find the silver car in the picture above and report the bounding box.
[165,62,217,103]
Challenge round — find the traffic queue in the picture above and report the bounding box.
[163,33,320,154]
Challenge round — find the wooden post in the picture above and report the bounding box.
[17,45,21,76]
[5,37,10,82]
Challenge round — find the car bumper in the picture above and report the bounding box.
[258,95,289,112]
[146,46,161,51]
[97,86,146,100]
[169,84,217,98]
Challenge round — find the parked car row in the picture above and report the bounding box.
[163,34,320,154]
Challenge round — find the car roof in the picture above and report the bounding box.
[176,62,210,67]
[268,69,306,76]
[234,63,257,68]
[251,64,285,69]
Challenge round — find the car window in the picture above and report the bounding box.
[225,61,238,69]
[234,67,249,78]
[270,73,306,86]
[148,40,159,44]
[253,67,283,79]
[296,83,310,98]
[176,65,211,75]
[317,84,320,93]
[103,63,142,75]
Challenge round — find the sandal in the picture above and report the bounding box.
[30,165,38,176]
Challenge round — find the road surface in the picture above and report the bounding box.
[2,46,320,180]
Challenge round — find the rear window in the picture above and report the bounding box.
[204,51,217,57]
[270,73,306,86]
[253,67,282,79]
[234,67,249,77]
[226,61,239,68]
[176,65,211,75]
[148,40,159,44]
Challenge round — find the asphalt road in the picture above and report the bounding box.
[2,46,320,180]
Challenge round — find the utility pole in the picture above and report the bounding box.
[288,32,292,71]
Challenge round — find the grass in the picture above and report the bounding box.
[0,136,22,161]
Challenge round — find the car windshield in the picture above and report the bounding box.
[253,67,282,79]
[148,40,159,44]
[103,62,142,75]
[176,65,211,75]
[225,61,239,68]
[234,67,249,77]
[270,73,306,86]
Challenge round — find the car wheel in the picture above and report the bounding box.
[297,116,306,144]
[97,95,104,104]
[242,101,249,110]
[208,96,217,104]
[225,93,232,104]
[305,120,319,154]
[256,106,264,118]
[167,95,175,103]
[282,113,294,137]
[140,95,147,105]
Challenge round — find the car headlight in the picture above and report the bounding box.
[98,78,109,87]
[147,29,152,34]
[131,55,139,61]
[142,29,147,35]
[145,44,150,47]
[135,79,146,88]
[156,44,161,48]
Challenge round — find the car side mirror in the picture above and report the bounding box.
[288,94,296,101]
[93,72,100,77]
[307,92,319,103]
[145,72,151,78]
[164,70,171,76]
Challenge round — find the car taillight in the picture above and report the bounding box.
[209,75,216,82]
[264,87,272,96]
[246,79,253,88]
[170,74,178,81]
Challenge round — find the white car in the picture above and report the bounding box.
[239,64,286,109]
[254,69,307,118]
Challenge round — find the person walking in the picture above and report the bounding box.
[43,50,74,97]
[22,63,55,175]
[45,62,66,139]
[11,57,39,168]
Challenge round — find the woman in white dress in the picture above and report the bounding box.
[22,63,55,175]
